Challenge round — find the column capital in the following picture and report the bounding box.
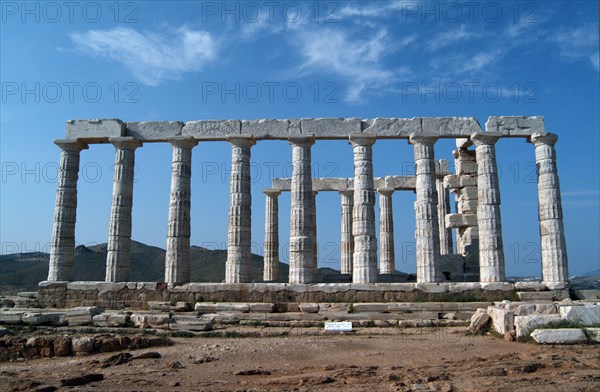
[377,188,394,196]
[409,133,438,146]
[109,137,142,150]
[168,136,198,149]
[228,135,256,148]
[288,136,315,147]
[349,134,376,147]
[263,188,281,197]
[470,132,502,146]
[529,132,558,147]
[54,139,88,152]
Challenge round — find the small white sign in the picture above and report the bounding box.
[324,321,353,332]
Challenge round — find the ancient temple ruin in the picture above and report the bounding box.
[41,116,569,307]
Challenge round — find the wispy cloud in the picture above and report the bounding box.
[69,27,217,86]
[292,27,402,102]
[551,24,599,70]
[426,25,479,52]
[562,190,600,197]
[337,0,415,18]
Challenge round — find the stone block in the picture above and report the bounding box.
[514,314,561,337]
[130,313,170,329]
[352,303,389,312]
[299,303,320,313]
[72,337,95,354]
[446,213,478,228]
[384,175,416,190]
[361,117,421,137]
[66,307,104,326]
[148,301,171,312]
[172,302,190,312]
[182,120,241,139]
[487,306,514,335]
[241,119,289,138]
[216,303,250,312]
[195,303,219,313]
[301,118,361,137]
[170,315,212,331]
[468,308,490,333]
[517,291,554,301]
[66,119,125,140]
[530,328,587,344]
[21,312,49,325]
[0,311,24,324]
[485,116,545,136]
[92,312,129,327]
[559,305,600,325]
[586,328,600,342]
[126,121,182,141]
[514,281,547,291]
[572,290,600,301]
[248,303,275,312]
[422,117,482,136]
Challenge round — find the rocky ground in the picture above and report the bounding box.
[1,327,599,391]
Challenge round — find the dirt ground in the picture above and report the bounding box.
[1,327,599,391]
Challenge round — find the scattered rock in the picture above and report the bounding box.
[53,337,71,357]
[95,337,121,352]
[60,373,104,387]
[504,331,516,342]
[235,369,272,375]
[468,308,489,333]
[132,351,162,360]
[102,352,132,367]
[72,337,95,354]
[531,329,588,344]
[167,361,185,369]
[193,355,218,364]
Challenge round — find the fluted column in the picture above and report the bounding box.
[165,137,198,284]
[350,135,378,283]
[409,134,442,283]
[47,139,88,281]
[436,171,453,255]
[288,137,315,284]
[225,136,256,283]
[378,188,395,274]
[339,190,354,274]
[471,132,505,282]
[529,132,568,287]
[105,137,142,282]
[263,189,280,282]
[312,190,318,276]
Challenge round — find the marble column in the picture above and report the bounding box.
[529,132,568,287]
[288,136,315,284]
[409,134,442,283]
[378,188,395,274]
[263,189,280,282]
[225,136,256,283]
[339,190,354,274]
[350,135,378,283]
[471,132,505,282]
[312,190,318,276]
[105,137,142,282]
[165,137,198,284]
[436,172,453,255]
[47,139,88,281]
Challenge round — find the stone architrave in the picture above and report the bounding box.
[105,137,142,282]
[288,137,315,284]
[378,188,395,274]
[350,135,378,283]
[339,190,354,274]
[165,137,198,284]
[471,132,505,282]
[409,134,442,283]
[263,189,281,282]
[225,136,256,283]
[529,132,568,287]
[48,139,88,281]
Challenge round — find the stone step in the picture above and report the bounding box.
[517,291,555,301]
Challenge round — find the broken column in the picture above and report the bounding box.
[288,137,315,284]
[350,135,378,283]
[225,136,256,283]
[105,137,142,282]
[165,137,198,284]
[339,190,354,275]
[378,188,395,274]
[471,132,505,282]
[263,189,281,282]
[410,134,442,283]
[47,139,88,281]
[529,132,569,287]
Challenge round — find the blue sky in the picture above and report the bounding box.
[1,1,598,277]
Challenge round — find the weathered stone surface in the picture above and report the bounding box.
[586,328,600,342]
[92,312,129,327]
[263,190,280,282]
[66,119,125,140]
[301,118,361,137]
[468,308,490,333]
[422,117,482,136]
[299,303,320,313]
[361,117,421,137]
[182,120,241,139]
[21,312,67,326]
[170,315,212,331]
[559,305,600,325]
[195,303,219,313]
[216,303,250,312]
[130,313,170,329]
[445,213,478,228]
[353,303,389,312]
[71,337,96,353]
[126,121,182,140]
[148,301,171,311]
[515,314,561,337]
[66,307,104,326]
[0,311,24,323]
[248,303,275,312]
[242,119,289,138]
[517,291,554,301]
[488,306,514,335]
[530,328,587,344]
[485,116,544,136]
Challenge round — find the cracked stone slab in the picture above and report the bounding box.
[301,118,361,138]
[126,121,183,141]
[422,117,482,136]
[242,119,289,138]
[182,120,241,139]
[361,117,421,137]
[66,119,125,141]
[485,116,545,136]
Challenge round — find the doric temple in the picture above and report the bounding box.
[44,116,569,306]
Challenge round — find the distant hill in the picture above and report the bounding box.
[0,241,418,294]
